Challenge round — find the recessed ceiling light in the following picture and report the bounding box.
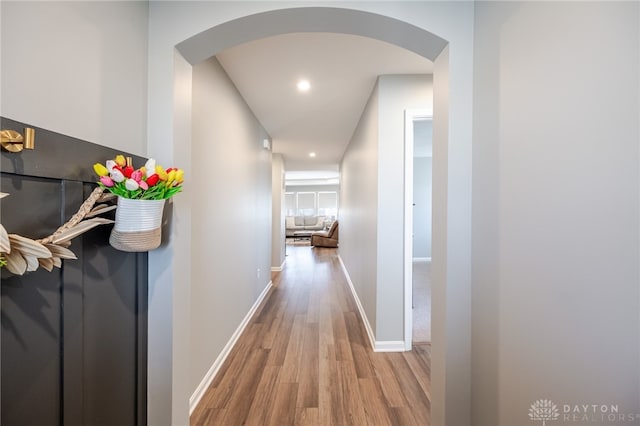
[309,152,316,158]
[297,80,311,92]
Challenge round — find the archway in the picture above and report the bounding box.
[176,8,447,64]
[148,6,472,425]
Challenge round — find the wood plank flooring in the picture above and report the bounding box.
[190,245,431,425]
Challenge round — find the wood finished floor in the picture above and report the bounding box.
[190,245,431,425]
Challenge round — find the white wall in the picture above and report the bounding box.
[376,75,432,341]
[340,83,380,337]
[413,156,432,259]
[272,153,286,270]
[341,75,432,345]
[190,56,272,396]
[0,1,148,155]
[472,2,640,425]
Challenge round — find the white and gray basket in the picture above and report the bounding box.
[109,197,165,252]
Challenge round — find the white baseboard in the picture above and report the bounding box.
[270,259,286,272]
[374,340,407,352]
[337,256,405,353]
[413,257,431,262]
[337,255,376,351]
[189,280,273,415]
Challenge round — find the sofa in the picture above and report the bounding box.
[285,216,326,237]
[311,221,339,248]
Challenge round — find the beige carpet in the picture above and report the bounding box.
[413,259,431,343]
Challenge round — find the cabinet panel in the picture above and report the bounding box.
[1,175,64,425]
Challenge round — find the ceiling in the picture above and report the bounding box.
[216,32,433,178]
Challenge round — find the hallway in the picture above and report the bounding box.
[190,245,431,425]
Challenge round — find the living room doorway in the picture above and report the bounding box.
[283,171,339,248]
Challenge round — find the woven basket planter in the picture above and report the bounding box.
[109,197,165,252]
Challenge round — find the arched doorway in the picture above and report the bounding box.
[147,6,472,425]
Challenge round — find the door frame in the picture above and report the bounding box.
[404,109,433,350]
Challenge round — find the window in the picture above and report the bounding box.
[317,191,338,218]
[284,190,339,217]
[285,192,296,216]
[296,192,316,216]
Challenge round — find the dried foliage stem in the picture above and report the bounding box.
[37,187,106,245]
[0,186,116,275]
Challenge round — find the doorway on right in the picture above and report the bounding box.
[412,117,432,344]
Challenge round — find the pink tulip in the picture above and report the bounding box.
[100,176,115,187]
[131,169,143,182]
[139,180,149,190]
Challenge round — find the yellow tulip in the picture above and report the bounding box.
[155,165,168,181]
[167,170,177,185]
[115,155,126,167]
[175,169,184,184]
[93,163,109,177]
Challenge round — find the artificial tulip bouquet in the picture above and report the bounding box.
[93,155,184,252]
[93,154,184,200]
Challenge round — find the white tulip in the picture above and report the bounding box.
[125,179,139,191]
[145,158,156,175]
[111,168,125,183]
